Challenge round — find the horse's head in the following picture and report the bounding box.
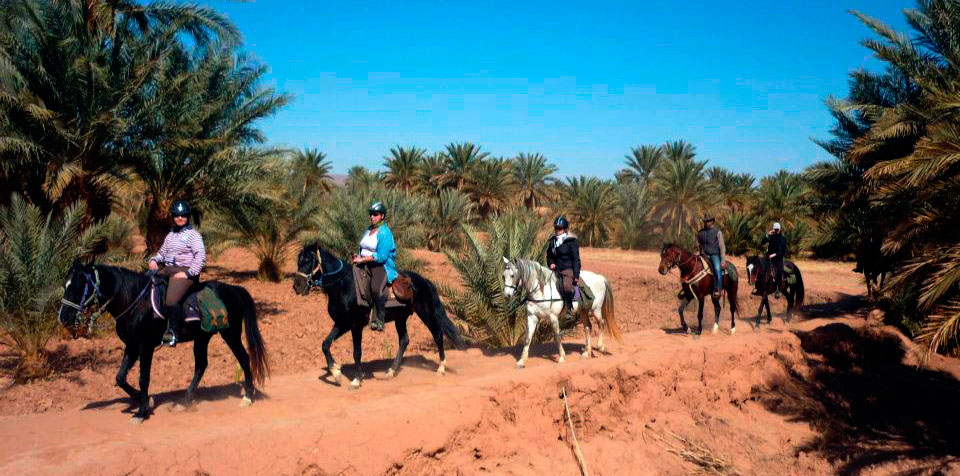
[746,255,761,285]
[502,257,521,298]
[658,243,682,275]
[58,260,97,329]
[293,244,321,296]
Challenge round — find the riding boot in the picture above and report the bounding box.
[162,305,180,347]
[370,294,387,332]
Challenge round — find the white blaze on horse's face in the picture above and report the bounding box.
[502,257,517,297]
[747,263,755,283]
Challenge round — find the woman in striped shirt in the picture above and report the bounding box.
[148,200,206,347]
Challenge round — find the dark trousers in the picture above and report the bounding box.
[157,266,199,334]
[764,258,784,291]
[359,262,388,323]
[556,268,575,316]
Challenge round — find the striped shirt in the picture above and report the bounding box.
[150,225,206,277]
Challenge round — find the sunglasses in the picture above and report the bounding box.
[369,212,382,217]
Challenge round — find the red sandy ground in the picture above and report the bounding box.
[1,248,957,475]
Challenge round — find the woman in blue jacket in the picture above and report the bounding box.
[352,201,397,331]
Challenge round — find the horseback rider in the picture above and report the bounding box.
[148,200,206,347]
[546,216,581,321]
[352,201,397,332]
[696,215,726,299]
[760,222,788,298]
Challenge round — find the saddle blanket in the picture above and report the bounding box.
[151,284,229,333]
[698,257,738,281]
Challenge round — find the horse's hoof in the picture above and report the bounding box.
[730,327,737,335]
[684,328,691,335]
[385,368,397,378]
[130,416,144,425]
[240,396,253,408]
[581,351,591,359]
[516,361,525,369]
[149,397,156,409]
[557,356,565,364]
[693,333,701,340]
[712,323,719,334]
[348,378,361,390]
[436,366,446,376]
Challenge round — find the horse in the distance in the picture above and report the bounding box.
[58,262,268,423]
[658,244,740,336]
[501,258,621,368]
[745,255,805,327]
[292,243,462,389]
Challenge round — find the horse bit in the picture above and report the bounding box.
[297,250,346,290]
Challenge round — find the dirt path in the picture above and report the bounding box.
[3,315,958,476]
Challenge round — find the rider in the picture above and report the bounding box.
[546,216,581,321]
[352,201,397,332]
[760,222,788,298]
[148,200,206,347]
[696,215,726,299]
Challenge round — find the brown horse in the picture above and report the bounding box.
[658,243,740,336]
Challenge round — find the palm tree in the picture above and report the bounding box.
[0,196,116,380]
[426,189,474,251]
[416,152,446,197]
[384,146,426,191]
[651,143,711,244]
[707,167,755,212]
[439,142,489,190]
[619,145,664,184]
[206,155,326,282]
[512,153,557,209]
[614,180,654,249]
[754,171,809,236]
[291,148,333,194]
[556,177,620,247]
[463,158,515,219]
[129,44,291,251]
[0,0,242,223]
[346,166,381,190]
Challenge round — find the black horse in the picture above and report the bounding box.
[745,255,805,327]
[58,262,269,422]
[292,243,461,389]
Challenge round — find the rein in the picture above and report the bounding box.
[61,267,151,331]
[505,263,564,303]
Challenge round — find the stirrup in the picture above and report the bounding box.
[161,329,177,347]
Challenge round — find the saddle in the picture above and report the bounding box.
[351,268,410,309]
[150,276,229,333]
[697,256,738,281]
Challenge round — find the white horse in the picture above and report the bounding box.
[502,258,621,368]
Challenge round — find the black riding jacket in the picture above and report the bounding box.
[547,234,581,279]
[761,233,788,260]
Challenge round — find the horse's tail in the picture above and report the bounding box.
[601,278,622,343]
[432,281,463,348]
[238,286,270,386]
[793,265,805,310]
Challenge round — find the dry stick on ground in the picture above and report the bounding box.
[561,386,590,476]
[643,423,742,476]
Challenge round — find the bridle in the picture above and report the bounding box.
[503,262,563,303]
[296,249,346,291]
[60,266,150,330]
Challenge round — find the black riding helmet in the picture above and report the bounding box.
[554,216,569,230]
[369,201,387,218]
[170,200,191,217]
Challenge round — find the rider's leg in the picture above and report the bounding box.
[369,264,388,331]
[774,258,784,298]
[162,267,192,346]
[709,254,723,296]
[559,268,575,320]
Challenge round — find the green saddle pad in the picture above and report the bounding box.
[577,281,595,310]
[198,287,229,333]
[785,268,798,285]
[724,262,738,282]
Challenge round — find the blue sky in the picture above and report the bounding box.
[195,0,912,177]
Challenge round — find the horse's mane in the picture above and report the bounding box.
[94,264,150,305]
[511,258,553,287]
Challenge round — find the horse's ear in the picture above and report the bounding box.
[502,256,510,265]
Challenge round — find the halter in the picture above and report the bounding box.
[663,249,707,285]
[503,261,564,303]
[297,249,346,290]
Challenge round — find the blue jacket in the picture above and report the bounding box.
[361,223,398,282]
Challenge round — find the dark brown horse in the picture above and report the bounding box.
[746,255,805,328]
[658,243,740,336]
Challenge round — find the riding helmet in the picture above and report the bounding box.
[170,200,191,217]
[369,201,387,217]
[772,222,781,231]
[702,215,715,223]
[554,216,569,230]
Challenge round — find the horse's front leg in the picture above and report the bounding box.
[348,324,364,390]
[386,316,410,378]
[115,345,141,401]
[784,289,795,323]
[182,335,210,407]
[550,311,565,364]
[677,294,690,334]
[322,324,347,385]
[132,343,155,423]
[517,311,539,369]
[711,295,722,334]
[755,293,766,329]
[696,299,706,337]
